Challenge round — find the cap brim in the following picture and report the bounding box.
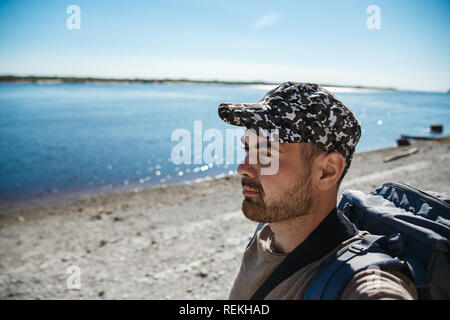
[218,102,271,129]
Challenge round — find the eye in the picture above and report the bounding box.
[258,151,273,166]
[259,149,272,157]
[241,145,249,153]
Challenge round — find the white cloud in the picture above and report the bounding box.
[252,14,281,29]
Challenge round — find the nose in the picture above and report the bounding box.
[237,155,258,178]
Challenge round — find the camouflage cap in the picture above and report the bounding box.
[218,81,362,176]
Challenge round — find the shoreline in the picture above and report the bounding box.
[0,171,239,217]
[1,135,449,216]
[1,136,449,299]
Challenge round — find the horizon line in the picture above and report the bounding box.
[2,74,449,93]
[0,74,402,92]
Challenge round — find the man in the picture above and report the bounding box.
[218,82,417,300]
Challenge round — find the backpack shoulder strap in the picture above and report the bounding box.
[303,234,405,300]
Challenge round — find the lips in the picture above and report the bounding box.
[242,185,260,197]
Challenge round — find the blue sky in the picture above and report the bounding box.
[0,0,449,91]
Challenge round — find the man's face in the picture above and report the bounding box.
[238,130,314,223]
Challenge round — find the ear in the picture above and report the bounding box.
[314,152,346,191]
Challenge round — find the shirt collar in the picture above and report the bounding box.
[274,207,357,268]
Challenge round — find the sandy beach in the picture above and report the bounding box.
[1,137,449,300]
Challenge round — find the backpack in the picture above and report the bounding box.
[304,181,450,300]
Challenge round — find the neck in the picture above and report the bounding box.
[268,198,337,254]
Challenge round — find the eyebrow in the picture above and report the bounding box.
[241,136,280,152]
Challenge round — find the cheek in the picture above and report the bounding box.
[260,164,297,196]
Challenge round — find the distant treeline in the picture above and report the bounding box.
[0,75,277,85]
[0,75,397,91]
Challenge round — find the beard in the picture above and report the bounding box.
[241,170,313,223]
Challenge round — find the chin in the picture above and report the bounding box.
[242,198,264,222]
[242,198,275,223]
